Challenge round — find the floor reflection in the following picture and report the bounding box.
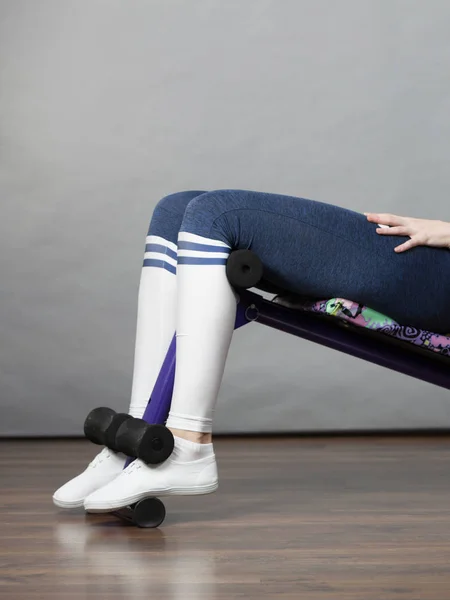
[54,515,217,599]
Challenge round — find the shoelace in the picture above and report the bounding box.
[124,460,142,475]
[88,448,111,469]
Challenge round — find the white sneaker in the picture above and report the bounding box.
[53,447,126,509]
[84,439,218,512]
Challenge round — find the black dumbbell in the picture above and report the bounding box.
[115,418,174,465]
[84,407,133,452]
[113,497,166,528]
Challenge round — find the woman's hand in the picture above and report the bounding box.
[365,213,450,253]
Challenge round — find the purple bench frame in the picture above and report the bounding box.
[142,289,450,426]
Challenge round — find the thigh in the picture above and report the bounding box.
[184,189,450,331]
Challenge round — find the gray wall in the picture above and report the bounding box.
[2,0,450,436]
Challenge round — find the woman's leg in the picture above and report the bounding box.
[84,188,450,511]
[128,190,207,418]
[53,190,205,509]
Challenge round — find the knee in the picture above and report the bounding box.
[155,190,207,217]
[184,189,239,215]
[181,190,241,245]
[148,190,206,242]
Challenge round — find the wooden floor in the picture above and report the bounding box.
[2,437,450,599]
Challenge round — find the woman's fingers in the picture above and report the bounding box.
[375,224,416,251]
[365,212,406,226]
[365,213,450,251]
[376,226,409,236]
[394,238,418,253]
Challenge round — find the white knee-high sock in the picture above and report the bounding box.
[128,235,177,418]
[166,233,237,433]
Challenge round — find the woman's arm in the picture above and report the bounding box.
[365,213,450,253]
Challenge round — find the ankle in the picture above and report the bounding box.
[169,428,212,445]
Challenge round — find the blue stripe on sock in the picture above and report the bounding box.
[145,243,177,261]
[178,241,231,254]
[177,257,228,266]
[143,258,177,275]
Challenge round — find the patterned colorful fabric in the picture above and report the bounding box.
[274,295,450,358]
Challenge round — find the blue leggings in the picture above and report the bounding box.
[149,189,450,333]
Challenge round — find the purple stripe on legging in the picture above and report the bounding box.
[143,258,176,275]
[178,241,230,254]
[145,243,177,261]
[177,257,227,266]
